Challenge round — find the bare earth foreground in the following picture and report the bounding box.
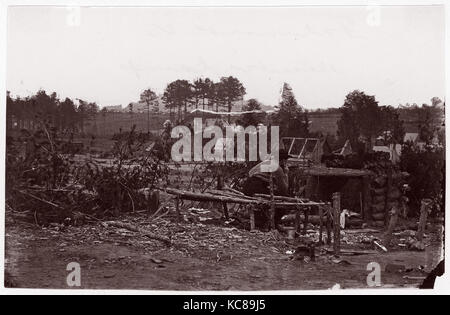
[5,209,444,291]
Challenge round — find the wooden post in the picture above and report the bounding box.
[217,163,224,190]
[333,192,341,255]
[269,171,276,230]
[222,202,230,221]
[384,167,393,225]
[249,207,256,231]
[303,207,310,235]
[326,204,332,245]
[318,205,324,245]
[362,176,371,222]
[148,190,160,215]
[295,210,301,235]
[384,204,399,247]
[417,199,432,242]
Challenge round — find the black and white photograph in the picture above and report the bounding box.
[1,1,448,295]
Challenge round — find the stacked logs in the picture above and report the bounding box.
[365,154,407,226]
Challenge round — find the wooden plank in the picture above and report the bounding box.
[249,207,256,231]
[333,192,341,255]
[222,202,230,221]
[326,208,332,245]
[269,172,276,230]
[303,207,309,235]
[318,205,324,245]
[384,167,393,225]
[362,175,371,222]
[295,211,301,234]
[417,199,432,242]
[206,189,258,201]
[384,205,399,247]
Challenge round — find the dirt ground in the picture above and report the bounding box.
[4,208,444,291]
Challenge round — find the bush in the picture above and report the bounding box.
[6,123,169,224]
[77,126,169,216]
[400,142,445,216]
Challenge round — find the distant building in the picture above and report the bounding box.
[373,143,402,164]
[404,132,419,143]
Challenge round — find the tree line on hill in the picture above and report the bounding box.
[6,77,311,139]
[6,80,444,149]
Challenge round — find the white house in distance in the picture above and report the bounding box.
[403,132,434,150]
[373,143,402,164]
[372,131,437,164]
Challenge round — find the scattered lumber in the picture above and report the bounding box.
[104,221,172,246]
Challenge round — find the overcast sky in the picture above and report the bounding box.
[7,5,445,109]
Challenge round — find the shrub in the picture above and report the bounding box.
[399,142,445,216]
[6,123,170,224]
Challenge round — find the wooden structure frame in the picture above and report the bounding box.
[165,187,343,253]
[165,188,325,230]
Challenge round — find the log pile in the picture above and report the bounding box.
[365,159,408,226]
